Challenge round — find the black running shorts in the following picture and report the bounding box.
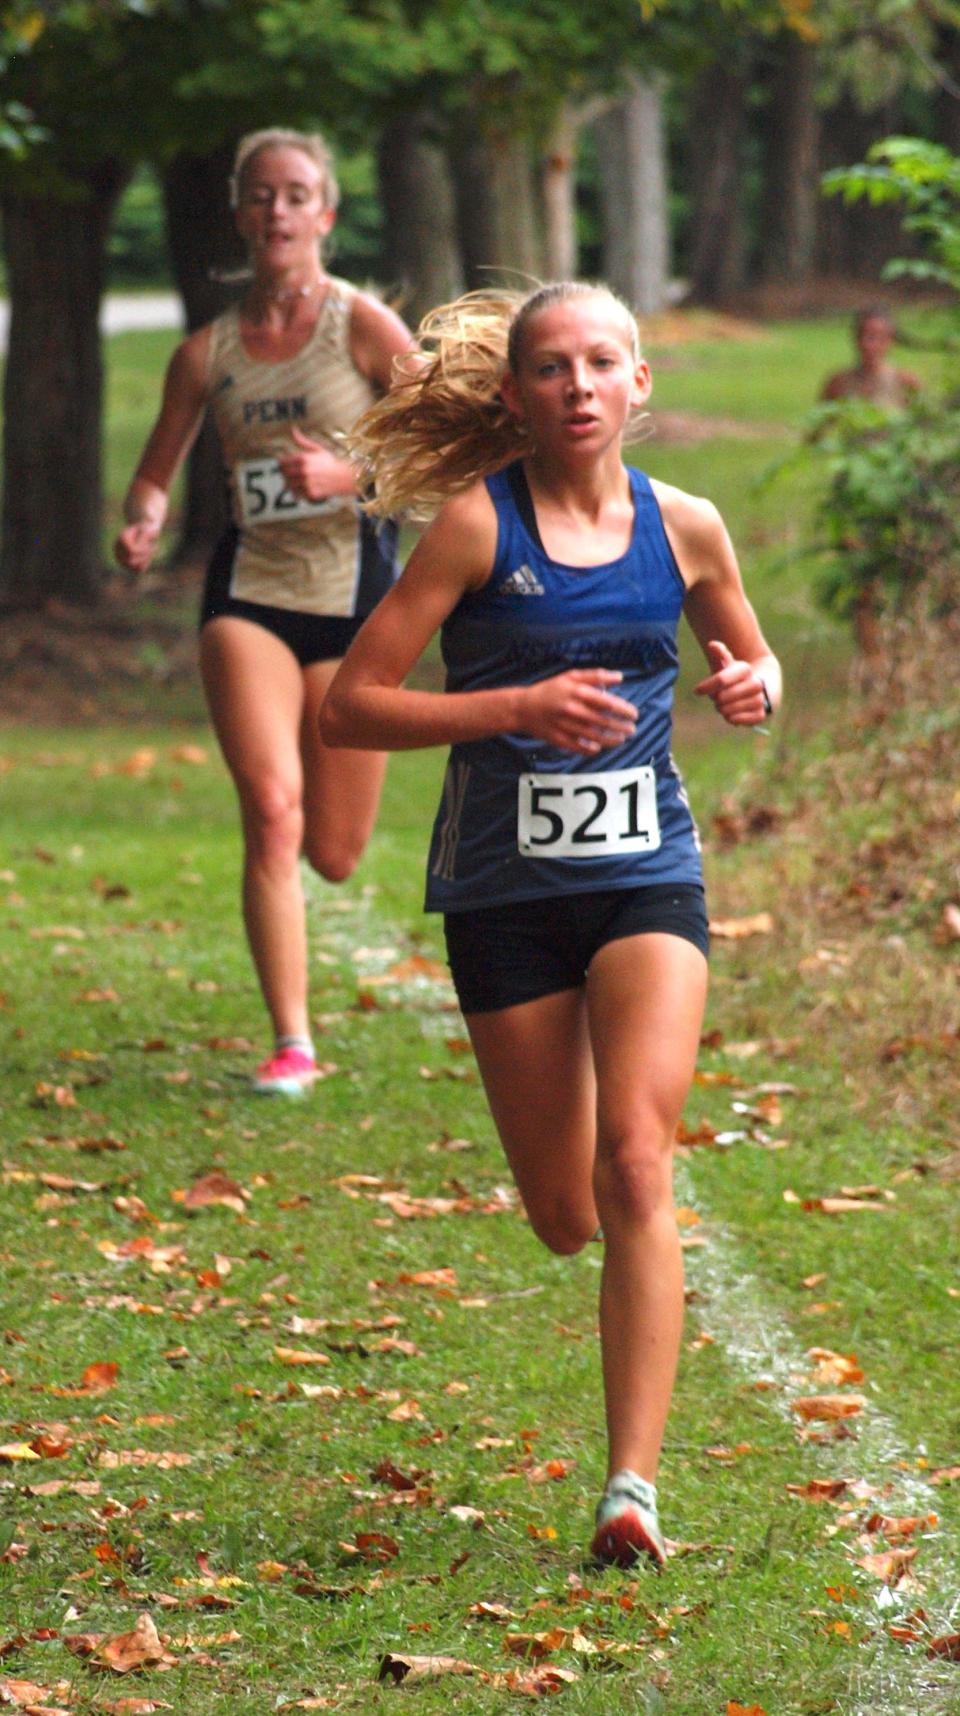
[444,884,709,1015]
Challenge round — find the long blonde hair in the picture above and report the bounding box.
[352,282,643,520]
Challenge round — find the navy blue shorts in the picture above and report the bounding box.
[444,884,709,1014]
[199,525,393,668]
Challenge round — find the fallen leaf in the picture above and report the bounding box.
[378,1652,478,1684]
[340,1532,399,1563]
[856,1546,919,1584]
[785,1479,850,1502]
[927,1634,960,1661]
[0,1444,40,1463]
[790,1395,866,1423]
[173,1172,249,1215]
[808,1348,864,1386]
[709,913,774,939]
[273,1348,330,1368]
[65,1612,175,1673]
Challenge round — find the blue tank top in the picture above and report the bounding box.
[424,462,703,912]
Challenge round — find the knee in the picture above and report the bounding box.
[302,830,364,885]
[526,1197,597,1257]
[595,1121,673,1229]
[241,777,303,869]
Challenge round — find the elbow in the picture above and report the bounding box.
[318,690,350,748]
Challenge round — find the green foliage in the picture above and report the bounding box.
[805,397,960,620]
[803,136,960,627]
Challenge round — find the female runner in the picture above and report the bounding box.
[320,282,782,1564]
[115,128,414,1094]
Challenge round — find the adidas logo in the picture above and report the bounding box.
[497,563,544,597]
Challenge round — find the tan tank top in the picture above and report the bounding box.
[206,278,378,615]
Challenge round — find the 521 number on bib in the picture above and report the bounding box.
[518,767,660,858]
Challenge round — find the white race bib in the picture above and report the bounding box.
[236,457,351,527]
[518,767,660,858]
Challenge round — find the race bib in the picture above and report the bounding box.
[236,457,350,526]
[518,767,660,858]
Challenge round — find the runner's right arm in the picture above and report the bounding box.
[114,327,211,573]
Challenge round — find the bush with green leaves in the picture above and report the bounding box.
[807,137,960,629]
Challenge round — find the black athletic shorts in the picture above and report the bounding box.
[199,526,374,668]
[443,884,709,1015]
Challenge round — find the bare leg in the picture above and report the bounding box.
[464,987,599,1255]
[299,660,388,882]
[200,618,310,1041]
[586,933,708,1483]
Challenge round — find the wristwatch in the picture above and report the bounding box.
[760,680,773,719]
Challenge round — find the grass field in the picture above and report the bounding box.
[1,313,958,1714]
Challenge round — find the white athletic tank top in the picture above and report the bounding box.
[206,279,378,615]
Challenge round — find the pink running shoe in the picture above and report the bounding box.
[252,1046,317,1096]
[590,1470,667,1569]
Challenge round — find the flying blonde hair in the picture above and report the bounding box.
[352,282,644,521]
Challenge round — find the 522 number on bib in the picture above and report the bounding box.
[518,767,660,858]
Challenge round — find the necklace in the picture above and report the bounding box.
[264,278,324,304]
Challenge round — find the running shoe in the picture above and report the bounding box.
[590,1469,667,1569]
[252,1046,317,1096]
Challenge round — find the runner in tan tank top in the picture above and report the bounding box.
[115,128,415,1093]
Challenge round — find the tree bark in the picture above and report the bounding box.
[0,159,129,610]
[816,94,905,279]
[377,108,463,329]
[760,35,820,282]
[686,62,749,303]
[594,73,670,314]
[161,141,244,568]
[450,118,543,290]
[540,103,580,281]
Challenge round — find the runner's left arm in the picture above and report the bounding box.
[653,479,782,728]
[278,292,416,502]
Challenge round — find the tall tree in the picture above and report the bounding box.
[595,73,670,313]
[377,107,463,325]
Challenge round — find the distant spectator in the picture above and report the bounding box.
[820,307,921,408]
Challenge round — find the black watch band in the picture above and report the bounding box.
[760,681,773,719]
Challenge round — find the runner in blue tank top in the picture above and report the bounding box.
[322,282,782,1569]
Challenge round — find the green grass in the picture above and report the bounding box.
[1,313,958,1714]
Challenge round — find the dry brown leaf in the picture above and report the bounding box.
[785,1479,850,1502]
[802,1197,890,1214]
[273,1348,330,1368]
[808,1348,864,1387]
[173,1173,249,1215]
[790,1394,866,1422]
[862,1512,936,1542]
[66,1612,175,1674]
[340,1532,399,1563]
[0,1680,54,1706]
[98,1451,192,1470]
[709,912,774,939]
[0,1444,40,1464]
[727,1705,768,1716]
[927,1634,960,1661]
[378,1653,478,1684]
[856,1546,919,1584]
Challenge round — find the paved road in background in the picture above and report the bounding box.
[0,291,183,355]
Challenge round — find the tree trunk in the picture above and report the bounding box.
[450,119,543,290]
[594,73,670,314]
[816,94,906,279]
[0,161,129,610]
[686,62,748,303]
[161,142,244,568]
[377,108,463,329]
[760,36,820,281]
[540,103,580,281]
[935,26,960,154]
